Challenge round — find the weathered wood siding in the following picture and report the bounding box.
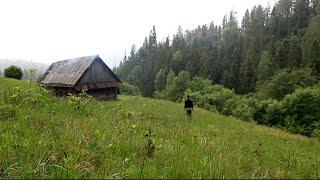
[78,60,115,84]
[87,88,117,100]
[50,87,76,97]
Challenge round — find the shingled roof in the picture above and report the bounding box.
[41,55,121,87]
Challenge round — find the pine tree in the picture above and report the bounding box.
[115,0,320,97]
[166,71,175,89]
[148,26,158,55]
[154,69,167,91]
[311,40,320,76]
[293,0,310,30]
[257,51,273,82]
[242,9,251,31]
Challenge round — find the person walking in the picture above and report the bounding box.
[184,95,194,118]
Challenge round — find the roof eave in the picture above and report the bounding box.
[40,82,74,88]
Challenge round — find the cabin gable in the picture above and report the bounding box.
[78,58,116,84]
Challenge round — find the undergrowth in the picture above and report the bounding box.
[0,77,320,178]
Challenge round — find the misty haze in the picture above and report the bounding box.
[1,0,320,179]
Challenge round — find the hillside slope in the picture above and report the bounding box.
[0,78,319,178]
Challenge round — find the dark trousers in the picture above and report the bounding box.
[186,108,192,117]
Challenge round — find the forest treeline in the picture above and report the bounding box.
[115,0,319,96]
[115,0,320,137]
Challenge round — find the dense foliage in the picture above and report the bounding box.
[256,68,318,99]
[116,0,320,97]
[115,0,320,137]
[155,73,320,137]
[4,65,23,80]
[120,82,141,96]
[253,86,320,137]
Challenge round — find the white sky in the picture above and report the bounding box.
[0,0,275,68]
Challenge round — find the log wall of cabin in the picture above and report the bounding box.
[51,87,76,97]
[87,88,117,100]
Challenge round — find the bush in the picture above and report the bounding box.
[190,77,212,93]
[154,90,164,99]
[312,128,320,140]
[256,69,317,100]
[162,71,190,102]
[231,96,259,121]
[281,87,320,136]
[188,91,207,108]
[205,85,236,112]
[120,83,141,96]
[253,99,277,125]
[183,83,236,113]
[4,65,23,80]
[252,86,320,137]
[162,76,211,104]
[264,100,285,126]
[221,96,241,115]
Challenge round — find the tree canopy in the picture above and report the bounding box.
[115,0,320,97]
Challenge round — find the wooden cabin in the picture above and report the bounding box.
[40,55,121,100]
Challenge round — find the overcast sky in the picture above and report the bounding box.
[0,0,275,68]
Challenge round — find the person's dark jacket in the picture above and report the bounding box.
[184,99,193,109]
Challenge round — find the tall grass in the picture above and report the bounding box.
[0,77,319,178]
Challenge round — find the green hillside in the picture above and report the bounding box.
[0,78,320,178]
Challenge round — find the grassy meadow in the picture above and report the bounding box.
[0,77,320,178]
